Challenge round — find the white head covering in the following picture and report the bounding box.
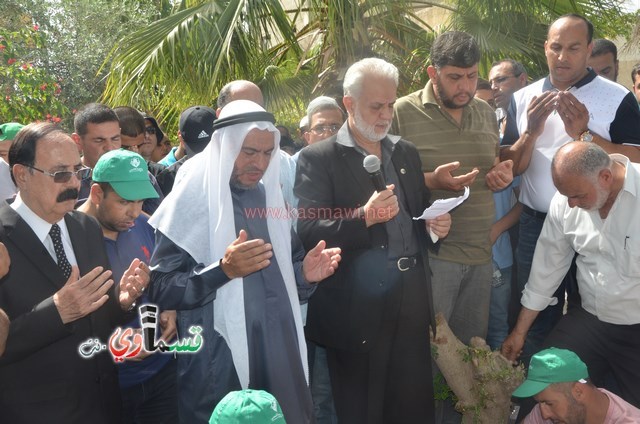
[149,100,307,387]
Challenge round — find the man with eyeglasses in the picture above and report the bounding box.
[283,96,346,212]
[489,59,528,138]
[484,59,528,352]
[299,95,345,424]
[0,122,150,423]
[303,96,345,147]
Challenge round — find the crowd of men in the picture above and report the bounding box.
[0,12,639,424]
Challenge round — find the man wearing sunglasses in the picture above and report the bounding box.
[0,122,150,423]
[144,115,172,163]
[113,107,165,213]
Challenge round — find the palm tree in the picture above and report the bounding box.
[448,0,625,78]
[100,0,624,131]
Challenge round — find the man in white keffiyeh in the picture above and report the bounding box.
[148,100,341,424]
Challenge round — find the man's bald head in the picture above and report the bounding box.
[217,80,264,114]
[547,14,593,44]
[551,141,618,211]
[552,141,611,183]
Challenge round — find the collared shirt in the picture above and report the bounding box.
[503,70,640,213]
[335,127,420,258]
[392,80,498,265]
[523,154,640,325]
[10,193,78,267]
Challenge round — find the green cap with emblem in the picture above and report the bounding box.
[92,149,159,201]
[512,347,589,398]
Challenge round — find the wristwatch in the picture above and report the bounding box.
[579,130,593,142]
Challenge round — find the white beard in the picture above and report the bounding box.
[353,106,390,142]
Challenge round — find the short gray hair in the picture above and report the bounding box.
[306,96,344,125]
[343,58,399,98]
[552,141,612,182]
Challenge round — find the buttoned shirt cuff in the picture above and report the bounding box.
[521,283,559,311]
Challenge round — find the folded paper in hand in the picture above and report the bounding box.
[413,186,470,243]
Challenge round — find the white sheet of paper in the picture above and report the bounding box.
[414,186,470,243]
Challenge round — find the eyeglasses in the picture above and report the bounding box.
[145,126,156,135]
[489,74,521,86]
[309,124,341,136]
[26,165,91,183]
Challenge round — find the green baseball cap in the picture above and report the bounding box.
[92,149,159,201]
[512,347,589,398]
[0,123,24,141]
[209,390,286,424]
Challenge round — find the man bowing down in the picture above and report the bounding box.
[148,100,341,423]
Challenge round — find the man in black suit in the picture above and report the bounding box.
[295,58,452,424]
[0,122,150,423]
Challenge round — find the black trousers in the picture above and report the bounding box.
[326,260,434,424]
[543,306,640,408]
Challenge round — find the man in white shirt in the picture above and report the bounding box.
[502,141,640,407]
[501,14,640,360]
[513,348,640,423]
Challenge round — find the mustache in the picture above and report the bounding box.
[56,188,79,203]
[241,166,264,174]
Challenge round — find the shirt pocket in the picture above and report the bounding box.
[620,236,640,278]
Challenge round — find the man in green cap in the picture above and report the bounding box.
[514,347,640,423]
[0,122,24,201]
[78,149,178,423]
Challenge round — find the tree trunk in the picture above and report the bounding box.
[431,313,525,423]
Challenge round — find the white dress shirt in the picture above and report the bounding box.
[10,193,79,268]
[523,154,640,325]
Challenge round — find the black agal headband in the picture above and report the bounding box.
[212,111,276,131]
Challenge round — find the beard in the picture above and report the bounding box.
[587,185,609,211]
[562,394,587,424]
[353,106,391,142]
[434,82,474,110]
[230,166,263,190]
